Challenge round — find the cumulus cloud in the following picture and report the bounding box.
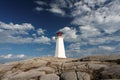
[80,25,101,38]
[0,21,51,44]
[72,0,120,34]
[34,36,51,44]
[68,42,80,50]
[0,22,34,30]
[59,27,78,42]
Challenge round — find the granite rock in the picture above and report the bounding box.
[40,74,59,80]
[0,56,119,80]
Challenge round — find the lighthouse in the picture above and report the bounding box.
[55,32,66,58]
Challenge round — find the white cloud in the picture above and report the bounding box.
[0,54,26,59]
[88,36,120,45]
[71,0,120,34]
[16,54,26,58]
[83,0,106,6]
[104,15,120,23]
[80,25,101,38]
[35,1,47,6]
[35,7,44,11]
[0,22,34,30]
[66,44,118,58]
[72,3,91,17]
[34,36,51,44]
[37,28,45,35]
[51,0,75,8]
[35,0,78,16]
[0,29,3,32]
[88,38,107,45]
[99,46,115,51]
[0,21,51,44]
[0,54,13,59]
[32,33,37,37]
[68,42,80,50]
[48,7,65,16]
[59,27,78,42]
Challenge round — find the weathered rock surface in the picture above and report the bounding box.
[101,65,120,79]
[77,72,90,80]
[60,71,77,80]
[0,55,120,80]
[40,74,59,80]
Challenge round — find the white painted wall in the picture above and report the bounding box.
[55,36,66,58]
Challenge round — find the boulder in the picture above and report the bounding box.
[36,67,55,74]
[60,71,77,80]
[40,74,59,80]
[2,70,45,80]
[1,70,22,80]
[0,64,14,73]
[101,65,120,79]
[77,72,90,80]
[87,63,108,70]
[19,59,47,71]
[62,62,77,72]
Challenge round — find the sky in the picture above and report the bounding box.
[0,0,120,63]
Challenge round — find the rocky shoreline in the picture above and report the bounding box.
[0,55,120,80]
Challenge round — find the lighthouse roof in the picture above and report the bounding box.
[56,31,63,36]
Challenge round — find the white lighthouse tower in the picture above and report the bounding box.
[55,32,66,58]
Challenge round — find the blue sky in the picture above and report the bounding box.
[0,0,120,63]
